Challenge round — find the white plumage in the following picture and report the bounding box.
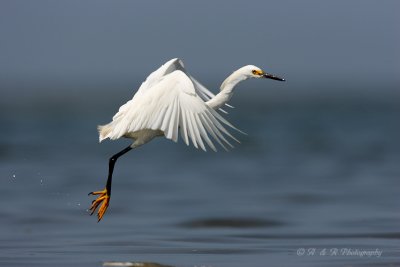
[98,58,241,151]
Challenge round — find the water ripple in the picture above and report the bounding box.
[178,217,285,229]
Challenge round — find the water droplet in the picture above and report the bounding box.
[12,174,16,178]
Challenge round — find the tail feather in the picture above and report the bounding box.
[98,124,113,142]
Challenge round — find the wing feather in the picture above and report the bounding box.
[189,111,206,151]
[185,110,198,149]
[101,67,241,151]
[161,100,174,132]
[194,114,216,152]
[179,107,189,146]
[190,75,233,113]
[135,58,185,97]
[199,113,229,150]
[168,98,180,142]
[202,112,234,149]
[205,110,241,143]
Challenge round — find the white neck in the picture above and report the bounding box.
[206,70,248,110]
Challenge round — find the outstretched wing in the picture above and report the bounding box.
[135,58,233,109]
[112,58,184,122]
[135,58,185,98]
[107,70,240,151]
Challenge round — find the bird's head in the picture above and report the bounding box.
[241,65,285,81]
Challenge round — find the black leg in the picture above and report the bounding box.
[89,145,132,221]
[106,145,132,196]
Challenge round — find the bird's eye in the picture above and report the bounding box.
[252,70,258,75]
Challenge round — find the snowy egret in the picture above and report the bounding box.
[89,58,285,221]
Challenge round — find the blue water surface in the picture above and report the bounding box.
[0,92,399,267]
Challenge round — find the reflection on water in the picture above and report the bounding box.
[104,262,174,267]
[0,96,399,267]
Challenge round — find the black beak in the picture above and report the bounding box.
[263,73,285,81]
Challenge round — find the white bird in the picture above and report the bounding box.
[89,58,285,221]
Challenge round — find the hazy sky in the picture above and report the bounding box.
[0,0,399,101]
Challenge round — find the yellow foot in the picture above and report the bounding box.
[88,188,110,222]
